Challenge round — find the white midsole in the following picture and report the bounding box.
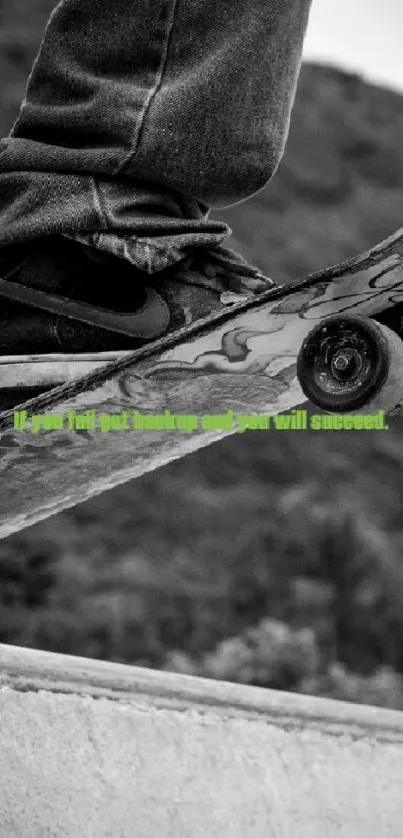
[0,351,130,388]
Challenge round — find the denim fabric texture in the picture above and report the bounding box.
[0,0,312,273]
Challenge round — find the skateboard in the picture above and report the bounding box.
[1,228,403,540]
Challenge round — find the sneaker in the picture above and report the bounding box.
[0,234,274,394]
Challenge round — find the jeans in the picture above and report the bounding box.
[0,0,312,273]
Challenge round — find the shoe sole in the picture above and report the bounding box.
[0,351,130,388]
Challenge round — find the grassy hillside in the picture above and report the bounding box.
[2,2,403,707]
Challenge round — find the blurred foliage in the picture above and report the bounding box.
[2,1,403,712]
[165,620,403,710]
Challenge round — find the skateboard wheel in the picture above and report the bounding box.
[297,314,403,413]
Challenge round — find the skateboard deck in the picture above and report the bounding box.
[1,228,403,540]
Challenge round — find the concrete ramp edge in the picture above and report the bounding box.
[0,643,402,837]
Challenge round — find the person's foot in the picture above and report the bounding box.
[0,235,273,353]
[0,234,274,394]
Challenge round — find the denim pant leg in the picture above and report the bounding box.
[0,0,312,273]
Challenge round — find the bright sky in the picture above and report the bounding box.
[303,0,403,93]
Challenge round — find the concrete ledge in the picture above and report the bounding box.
[1,644,403,837]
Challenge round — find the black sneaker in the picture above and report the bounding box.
[0,234,273,392]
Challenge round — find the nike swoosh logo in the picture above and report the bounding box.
[0,277,170,339]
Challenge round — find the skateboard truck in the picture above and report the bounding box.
[297,314,403,413]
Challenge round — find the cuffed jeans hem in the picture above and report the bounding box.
[0,171,231,273]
